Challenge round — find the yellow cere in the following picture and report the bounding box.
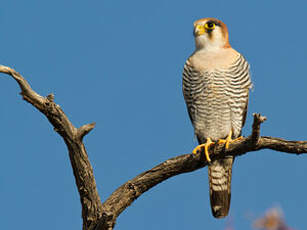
[195,24,205,36]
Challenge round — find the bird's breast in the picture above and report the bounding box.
[189,48,240,72]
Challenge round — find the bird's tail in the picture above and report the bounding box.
[208,156,234,218]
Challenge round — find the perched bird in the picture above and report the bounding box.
[182,18,252,218]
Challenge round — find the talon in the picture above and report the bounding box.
[225,135,232,149]
[235,136,244,142]
[218,130,243,149]
[192,138,214,162]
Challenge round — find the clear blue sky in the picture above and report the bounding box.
[1,1,306,229]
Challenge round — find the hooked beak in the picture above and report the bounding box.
[194,24,205,37]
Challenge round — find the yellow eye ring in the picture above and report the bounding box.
[204,22,215,30]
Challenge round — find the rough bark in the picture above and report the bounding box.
[0,66,102,230]
[1,65,307,230]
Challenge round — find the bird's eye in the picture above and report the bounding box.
[205,22,215,30]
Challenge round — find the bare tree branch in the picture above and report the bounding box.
[1,65,307,230]
[0,65,103,230]
[251,113,267,143]
[96,115,307,229]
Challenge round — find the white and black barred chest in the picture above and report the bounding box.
[182,54,252,142]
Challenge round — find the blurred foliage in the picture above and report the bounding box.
[253,208,294,230]
[223,207,295,230]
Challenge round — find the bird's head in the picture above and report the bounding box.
[193,18,230,51]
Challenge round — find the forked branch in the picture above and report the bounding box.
[1,65,307,230]
[0,65,102,230]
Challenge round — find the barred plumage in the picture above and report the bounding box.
[183,54,251,141]
[183,18,252,218]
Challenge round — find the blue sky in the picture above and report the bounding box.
[1,1,307,229]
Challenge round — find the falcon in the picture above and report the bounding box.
[182,18,252,218]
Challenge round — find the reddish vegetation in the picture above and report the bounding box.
[253,208,293,230]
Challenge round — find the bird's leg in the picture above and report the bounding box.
[218,130,243,149]
[192,138,214,162]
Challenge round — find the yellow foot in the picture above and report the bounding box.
[192,138,214,162]
[218,130,243,149]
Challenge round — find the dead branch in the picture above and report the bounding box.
[1,65,307,230]
[96,115,307,229]
[0,65,103,230]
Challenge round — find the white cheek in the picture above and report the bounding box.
[211,29,224,45]
[196,35,209,44]
[195,35,210,50]
[194,27,225,51]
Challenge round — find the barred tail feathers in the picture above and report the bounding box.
[208,156,233,218]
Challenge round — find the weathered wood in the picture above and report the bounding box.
[0,66,103,230]
[96,114,307,229]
